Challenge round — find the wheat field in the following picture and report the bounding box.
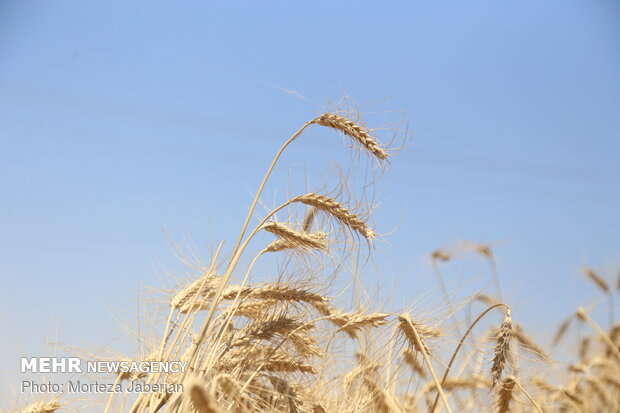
[13,110,620,413]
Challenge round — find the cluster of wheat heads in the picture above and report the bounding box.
[11,111,620,413]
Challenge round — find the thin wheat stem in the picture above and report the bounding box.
[431,303,509,413]
[514,379,543,413]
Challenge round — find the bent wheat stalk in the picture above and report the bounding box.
[431,303,510,413]
[184,114,383,377]
[186,118,320,375]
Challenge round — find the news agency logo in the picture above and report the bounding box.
[20,357,187,394]
[20,357,188,374]
[21,357,82,373]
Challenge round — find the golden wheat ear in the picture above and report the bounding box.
[491,308,513,389]
[291,193,374,240]
[328,310,390,338]
[262,221,327,251]
[312,113,388,161]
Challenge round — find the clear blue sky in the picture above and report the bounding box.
[1,0,619,405]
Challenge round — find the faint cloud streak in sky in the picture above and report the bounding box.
[260,80,307,100]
